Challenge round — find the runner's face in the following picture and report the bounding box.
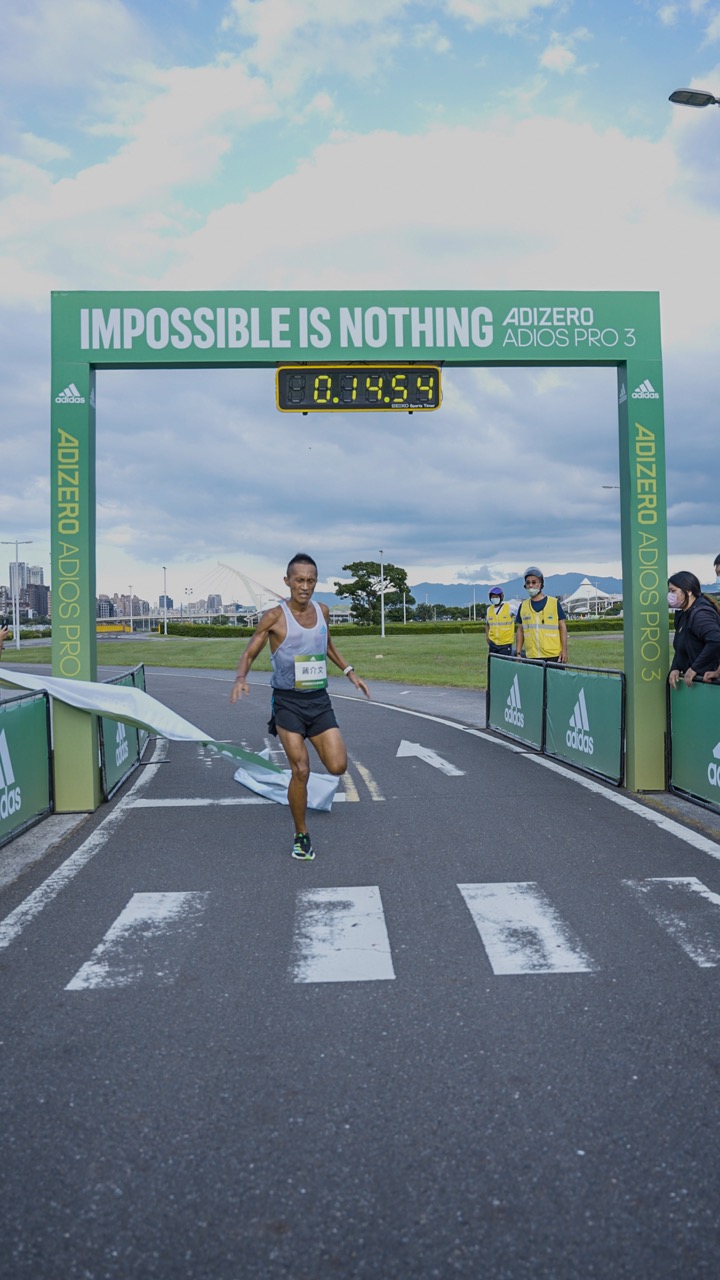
[285,565,318,604]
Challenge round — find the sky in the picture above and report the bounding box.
[2,0,720,606]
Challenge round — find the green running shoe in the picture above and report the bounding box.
[291,832,315,861]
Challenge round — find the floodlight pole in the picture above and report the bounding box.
[379,550,385,639]
[162,566,168,637]
[1,539,32,650]
[129,586,133,635]
[669,88,720,108]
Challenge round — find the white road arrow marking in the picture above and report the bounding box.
[396,739,465,776]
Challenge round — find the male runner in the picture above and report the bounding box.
[230,554,370,860]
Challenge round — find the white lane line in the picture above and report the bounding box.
[345,696,720,857]
[340,769,360,803]
[623,877,720,968]
[525,755,720,860]
[458,882,597,975]
[131,796,272,807]
[351,758,385,801]
[290,886,395,983]
[0,739,169,953]
[66,891,209,989]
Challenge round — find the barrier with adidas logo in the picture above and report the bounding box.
[486,656,545,749]
[487,656,626,786]
[0,691,52,848]
[99,665,148,799]
[668,680,720,813]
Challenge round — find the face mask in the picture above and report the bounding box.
[667,591,683,608]
[490,597,502,606]
[526,586,541,597]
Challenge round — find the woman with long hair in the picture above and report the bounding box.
[667,571,720,689]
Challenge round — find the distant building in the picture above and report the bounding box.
[159,594,174,611]
[97,595,115,618]
[28,565,44,585]
[207,594,223,613]
[9,562,28,595]
[26,583,50,616]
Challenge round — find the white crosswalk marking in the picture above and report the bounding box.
[66,892,209,989]
[458,882,597,974]
[290,886,395,983]
[623,877,720,967]
[56,878,720,993]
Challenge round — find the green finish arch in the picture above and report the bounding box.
[50,288,668,806]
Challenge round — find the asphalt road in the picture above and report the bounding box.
[1,668,720,1279]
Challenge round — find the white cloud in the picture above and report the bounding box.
[540,42,576,73]
[1,0,151,89]
[658,5,679,23]
[539,27,591,75]
[703,11,720,41]
[412,22,452,52]
[443,0,558,28]
[0,58,279,289]
[222,0,408,94]
[19,133,71,163]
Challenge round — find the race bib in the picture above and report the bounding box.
[294,654,328,691]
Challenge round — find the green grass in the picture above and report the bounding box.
[5,632,626,689]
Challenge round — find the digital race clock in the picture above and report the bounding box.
[276,364,441,412]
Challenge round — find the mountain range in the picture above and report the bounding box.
[315,573,624,608]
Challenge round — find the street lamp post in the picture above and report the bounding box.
[379,550,385,639]
[669,88,720,108]
[162,566,168,637]
[129,586,133,635]
[1,539,32,651]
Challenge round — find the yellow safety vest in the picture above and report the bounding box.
[486,602,515,645]
[519,596,561,659]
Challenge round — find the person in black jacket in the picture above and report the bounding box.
[667,571,720,689]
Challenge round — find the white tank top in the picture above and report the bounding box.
[270,600,329,691]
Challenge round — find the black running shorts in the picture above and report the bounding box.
[268,688,339,739]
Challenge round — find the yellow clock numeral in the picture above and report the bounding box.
[339,373,358,402]
[365,375,383,403]
[314,374,332,403]
[391,373,408,401]
[416,374,435,402]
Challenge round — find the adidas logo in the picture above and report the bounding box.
[707,742,720,788]
[115,722,130,768]
[566,688,594,755]
[618,382,627,404]
[504,674,524,728]
[0,730,22,820]
[631,379,659,400]
[55,383,85,404]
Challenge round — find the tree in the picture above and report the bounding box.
[334,561,414,626]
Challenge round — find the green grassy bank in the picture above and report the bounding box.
[5,632,626,689]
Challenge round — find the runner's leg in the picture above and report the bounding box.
[276,726,311,833]
[309,726,348,776]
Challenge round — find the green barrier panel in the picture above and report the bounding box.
[0,693,52,847]
[669,681,720,811]
[100,671,140,799]
[487,656,545,749]
[131,665,150,754]
[545,665,625,785]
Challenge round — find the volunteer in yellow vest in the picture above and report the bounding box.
[486,587,515,656]
[515,567,568,663]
